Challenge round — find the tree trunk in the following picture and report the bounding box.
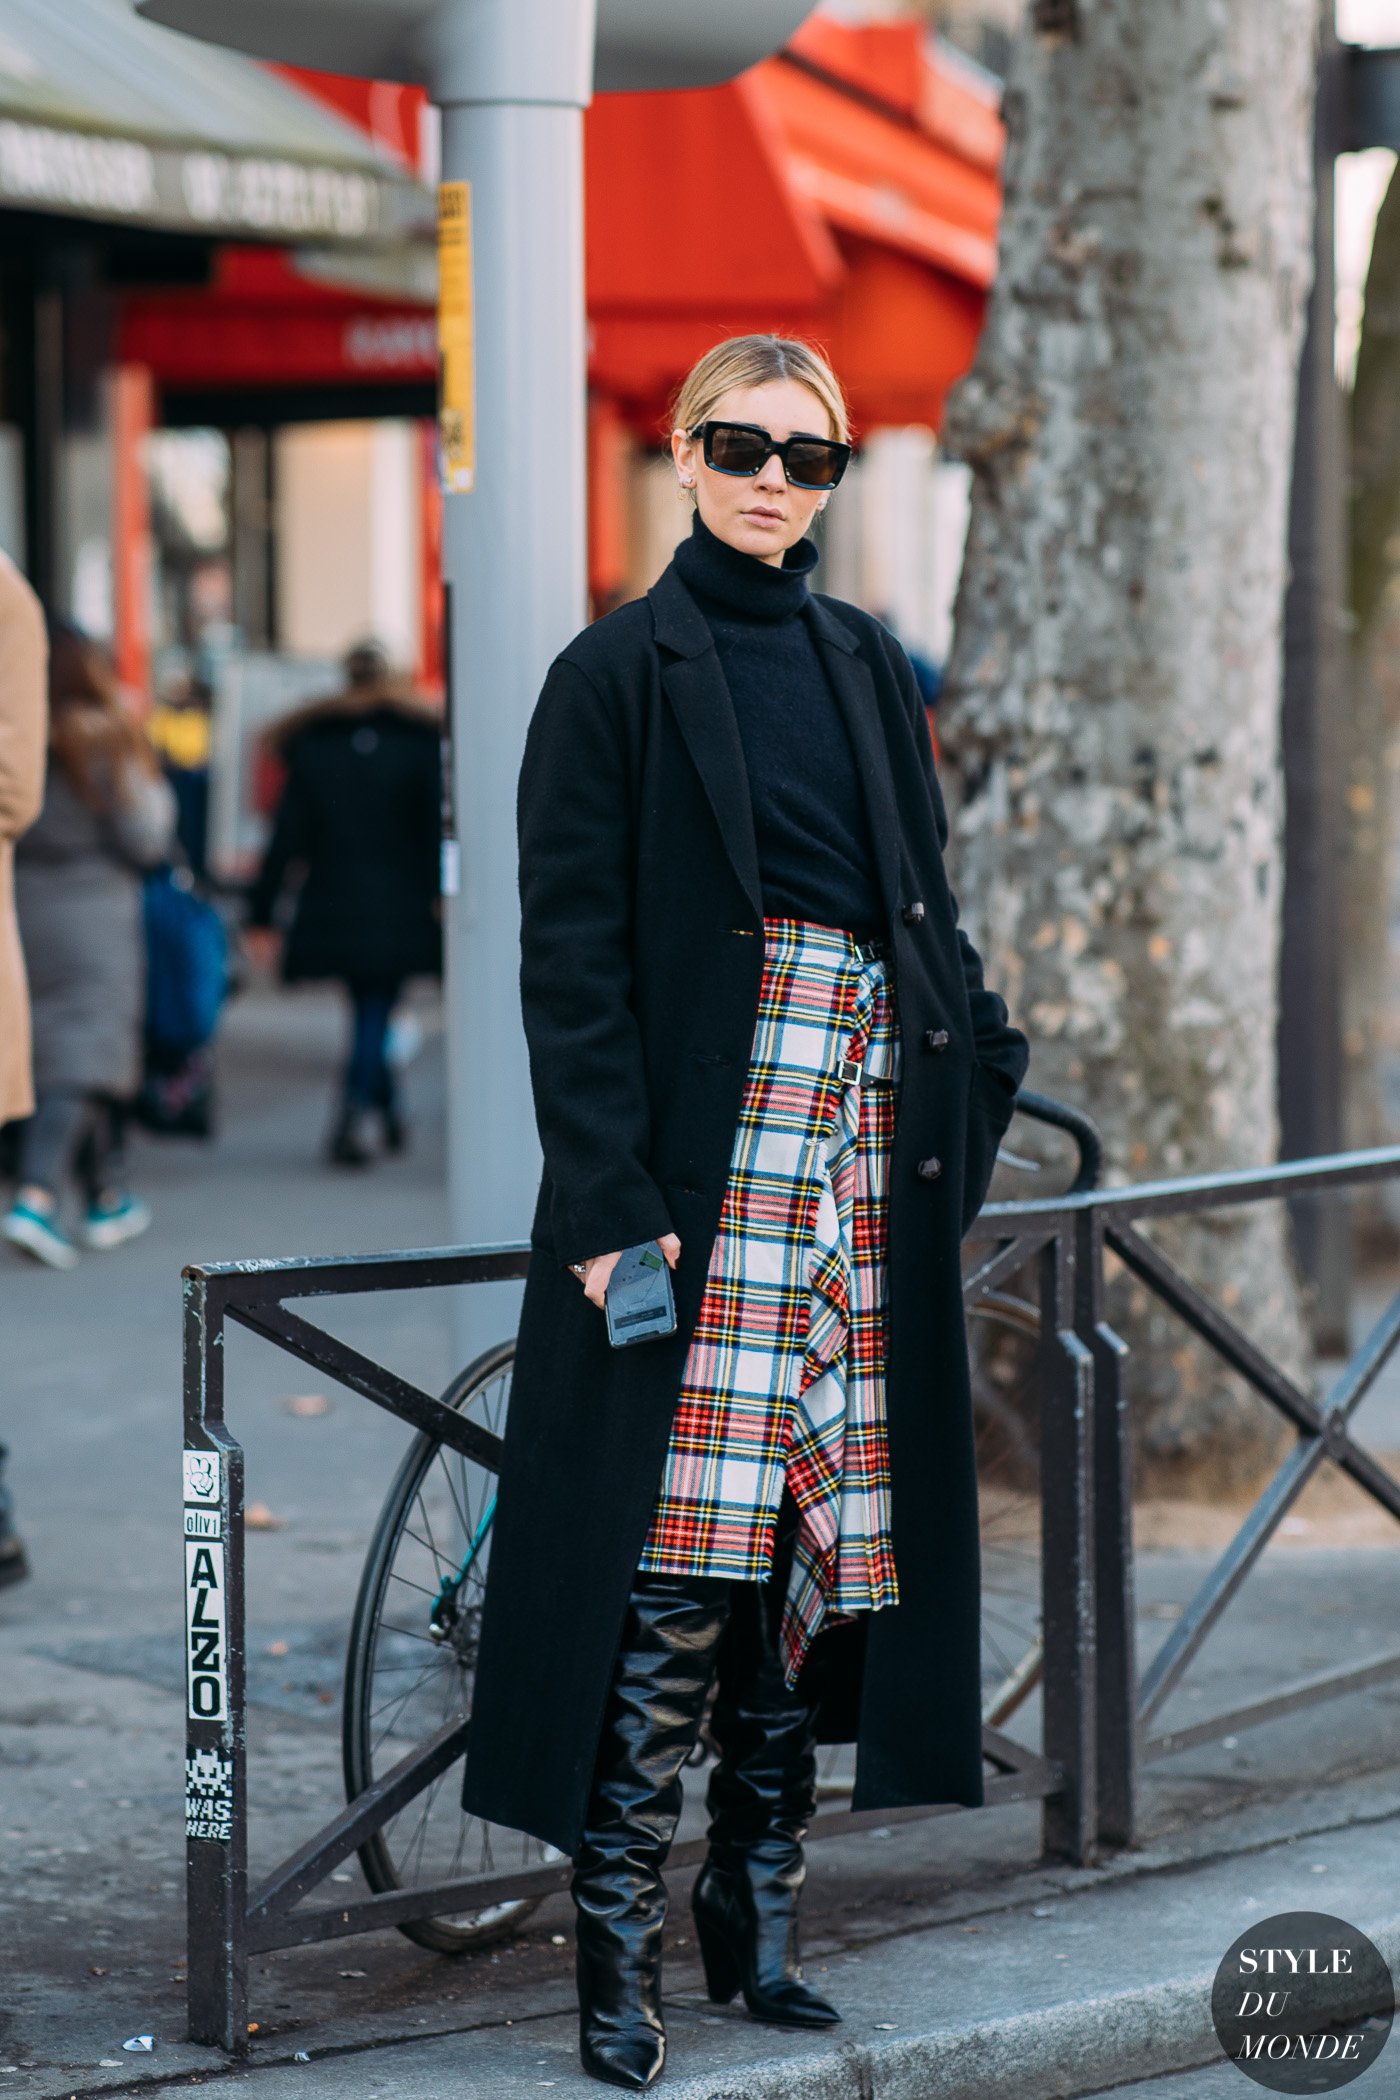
[1344,162,1400,1256]
[941,0,1318,1491]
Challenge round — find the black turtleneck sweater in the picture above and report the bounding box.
[673,514,883,939]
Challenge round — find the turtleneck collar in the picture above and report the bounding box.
[673,510,819,624]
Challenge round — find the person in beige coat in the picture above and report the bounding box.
[0,550,46,1590]
[0,550,46,1127]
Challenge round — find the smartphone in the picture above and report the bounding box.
[604,1240,678,1348]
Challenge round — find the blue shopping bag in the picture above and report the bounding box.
[144,867,229,1056]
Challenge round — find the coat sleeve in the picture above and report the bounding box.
[517,655,674,1271]
[0,554,47,846]
[887,634,1029,1099]
[247,750,313,928]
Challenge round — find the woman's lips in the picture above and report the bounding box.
[744,508,784,524]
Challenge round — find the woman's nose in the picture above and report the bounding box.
[754,455,786,493]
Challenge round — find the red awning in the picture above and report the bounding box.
[585,17,1001,435]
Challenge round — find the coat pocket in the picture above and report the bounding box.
[969,1059,1018,1138]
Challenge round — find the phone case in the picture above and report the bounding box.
[604,1240,678,1347]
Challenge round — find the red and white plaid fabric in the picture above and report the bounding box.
[637,916,901,1685]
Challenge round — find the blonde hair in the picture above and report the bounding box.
[672,334,851,448]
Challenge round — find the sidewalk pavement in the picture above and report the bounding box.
[3,983,1400,2099]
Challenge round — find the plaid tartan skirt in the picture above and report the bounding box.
[637,916,902,1685]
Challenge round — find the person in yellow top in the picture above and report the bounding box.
[148,667,213,880]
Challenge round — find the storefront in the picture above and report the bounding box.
[120,15,1002,683]
[0,6,1002,869]
[0,0,429,692]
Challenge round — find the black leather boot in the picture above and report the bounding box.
[691,1544,840,2029]
[573,1573,731,2090]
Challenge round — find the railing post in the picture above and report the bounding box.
[183,1272,249,2053]
[1038,1227,1099,1865]
[1078,1208,1137,1848]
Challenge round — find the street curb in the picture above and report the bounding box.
[38,1919,1400,2100]
[651,1919,1400,2100]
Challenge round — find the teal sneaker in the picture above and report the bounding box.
[81,1194,152,1251]
[3,1198,79,1269]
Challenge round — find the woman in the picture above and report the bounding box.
[246,641,441,1166]
[3,623,175,1269]
[462,336,1029,2090]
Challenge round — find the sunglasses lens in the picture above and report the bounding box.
[784,441,846,489]
[706,424,769,476]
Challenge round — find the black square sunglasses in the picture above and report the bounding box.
[687,419,852,491]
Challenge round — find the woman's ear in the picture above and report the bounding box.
[670,426,699,492]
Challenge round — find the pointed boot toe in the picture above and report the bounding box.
[693,1847,841,2029]
[580,2025,667,2089]
[746,1974,841,2028]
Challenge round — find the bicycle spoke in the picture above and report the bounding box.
[369,1662,442,1726]
[413,1490,450,1577]
[402,1521,450,1575]
[438,1451,474,1542]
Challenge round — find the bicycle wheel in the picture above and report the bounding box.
[343,1340,561,1953]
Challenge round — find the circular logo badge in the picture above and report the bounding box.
[1212,1911,1393,2091]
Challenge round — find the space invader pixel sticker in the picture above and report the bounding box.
[183,1450,220,1507]
[185,1747,233,1843]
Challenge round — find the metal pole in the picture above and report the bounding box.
[437,11,593,1352]
[1038,1232,1098,1867]
[1279,5,1350,1355]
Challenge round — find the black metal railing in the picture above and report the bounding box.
[182,1239,1056,2050]
[182,1139,1400,2052]
[964,1140,1400,1852]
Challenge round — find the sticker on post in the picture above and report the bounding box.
[185,1748,233,1843]
[436,180,475,493]
[185,1539,227,1721]
[183,1450,220,1507]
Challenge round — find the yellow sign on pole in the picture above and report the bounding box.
[437,181,475,493]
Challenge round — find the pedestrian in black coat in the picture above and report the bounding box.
[247,643,441,1165]
[461,337,1029,2091]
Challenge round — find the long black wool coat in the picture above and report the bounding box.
[461,559,1030,1857]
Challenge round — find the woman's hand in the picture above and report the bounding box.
[572,1235,681,1310]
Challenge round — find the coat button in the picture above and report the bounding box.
[924,1027,950,1051]
[916,1155,943,1182]
[902,901,925,925]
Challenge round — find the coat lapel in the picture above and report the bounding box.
[649,567,764,922]
[805,595,903,931]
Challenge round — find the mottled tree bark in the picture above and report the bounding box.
[1344,164,1400,1251]
[941,0,1318,1489]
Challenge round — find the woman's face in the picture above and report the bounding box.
[671,378,837,566]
